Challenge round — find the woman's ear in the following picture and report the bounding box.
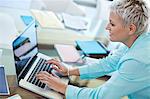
[129,23,137,35]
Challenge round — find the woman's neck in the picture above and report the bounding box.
[123,35,139,48]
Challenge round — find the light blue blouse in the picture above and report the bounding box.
[65,32,150,99]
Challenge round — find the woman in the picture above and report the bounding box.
[36,0,150,98]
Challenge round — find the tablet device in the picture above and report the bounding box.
[0,65,10,95]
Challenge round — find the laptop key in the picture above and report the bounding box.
[41,83,46,88]
[27,58,52,89]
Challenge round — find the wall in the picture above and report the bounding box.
[0,0,31,9]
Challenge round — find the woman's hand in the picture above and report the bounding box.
[46,59,68,76]
[36,71,67,94]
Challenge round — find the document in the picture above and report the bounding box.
[62,13,87,30]
[31,9,64,29]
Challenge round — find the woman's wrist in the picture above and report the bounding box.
[59,83,67,94]
[69,67,80,76]
[67,67,70,76]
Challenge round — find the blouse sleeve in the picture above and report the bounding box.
[66,59,149,99]
[79,46,127,79]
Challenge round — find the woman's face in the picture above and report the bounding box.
[106,11,130,43]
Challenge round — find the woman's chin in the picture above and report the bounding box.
[109,36,118,42]
[110,38,118,42]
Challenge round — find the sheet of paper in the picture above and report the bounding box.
[31,9,64,29]
[62,13,87,30]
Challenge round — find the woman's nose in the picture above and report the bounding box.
[106,23,110,30]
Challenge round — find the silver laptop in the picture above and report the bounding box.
[12,20,68,99]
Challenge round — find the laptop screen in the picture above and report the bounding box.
[12,20,38,80]
[0,65,10,95]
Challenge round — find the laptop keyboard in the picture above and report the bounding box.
[27,58,52,88]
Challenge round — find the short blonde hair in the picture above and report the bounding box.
[110,0,150,35]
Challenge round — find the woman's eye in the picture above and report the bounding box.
[110,23,115,26]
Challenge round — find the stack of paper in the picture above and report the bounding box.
[31,9,64,29]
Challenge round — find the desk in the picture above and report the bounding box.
[0,75,46,99]
[0,75,109,99]
[0,7,97,46]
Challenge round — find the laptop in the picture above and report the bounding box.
[0,65,10,95]
[12,20,68,99]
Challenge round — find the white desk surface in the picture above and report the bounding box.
[0,7,97,46]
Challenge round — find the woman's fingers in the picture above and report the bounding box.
[36,71,51,80]
[52,65,62,73]
[51,71,60,78]
[46,59,59,64]
[46,59,63,70]
[36,71,66,94]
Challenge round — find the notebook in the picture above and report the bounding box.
[55,44,81,63]
[0,65,10,95]
[12,20,68,99]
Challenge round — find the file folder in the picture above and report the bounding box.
[76,40,109,58]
